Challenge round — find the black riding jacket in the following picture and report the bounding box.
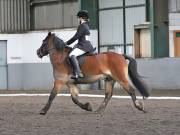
[66,22,94,52]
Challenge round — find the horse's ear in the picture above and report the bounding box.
[48,32,51,36]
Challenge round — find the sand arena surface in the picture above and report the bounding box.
[0,96,179,135]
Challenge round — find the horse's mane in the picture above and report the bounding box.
[52,34,66,52]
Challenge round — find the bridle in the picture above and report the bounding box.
[47,47,56,53]
[39,34,66,64]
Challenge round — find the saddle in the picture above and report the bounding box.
[77,47,97,66]
[67,47,97,78]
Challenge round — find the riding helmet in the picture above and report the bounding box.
[77,10,89,19]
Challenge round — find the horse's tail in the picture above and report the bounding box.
[123,54,149,98]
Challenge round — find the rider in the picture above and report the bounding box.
[66,10,94,79]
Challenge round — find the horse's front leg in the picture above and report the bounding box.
[68,84,92,111]
[40,80,64,115]
[95,79,115,113]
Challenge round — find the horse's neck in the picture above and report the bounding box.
[49,48,71,66]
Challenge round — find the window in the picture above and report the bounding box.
[169,0,180,13]
[30,0,79,30]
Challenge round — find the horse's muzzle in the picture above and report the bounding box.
[37,49,43,58]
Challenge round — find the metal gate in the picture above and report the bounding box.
[98,0,146,55]
[0,41,7,89]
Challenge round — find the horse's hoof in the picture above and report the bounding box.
[143,110,146,113]
[84,102,93,111]
[135,100,145,113]
[40,109,47,115]
[95,107,105,113]
[94,109,101,113]
[139,101,146,113]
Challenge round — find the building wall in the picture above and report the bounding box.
[0,29,98,90]
[98,0,146,56]
[0,0,79,33]
[0,0,30,33]
[137,58,180,90]
[30,0,79,30]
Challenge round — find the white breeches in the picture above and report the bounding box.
[69,48,85,57]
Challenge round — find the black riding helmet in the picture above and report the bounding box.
[77,10,89,19]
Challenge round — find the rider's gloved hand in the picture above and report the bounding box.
[65,41,68,45]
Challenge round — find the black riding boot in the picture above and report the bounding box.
[69,55,84,79]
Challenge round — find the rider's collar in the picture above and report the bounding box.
[80,20,86,24]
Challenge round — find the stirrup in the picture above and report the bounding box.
[71,73,84,79]
[71,75,78,79]
[78,72,84,78]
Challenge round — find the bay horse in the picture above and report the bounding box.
[37,32,149,115]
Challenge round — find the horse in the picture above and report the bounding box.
[37,32,149,115]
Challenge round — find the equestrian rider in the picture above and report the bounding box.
[66,10,94,79]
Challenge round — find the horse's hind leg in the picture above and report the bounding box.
[121,81,145,112]
[68,84,92,111]
[40,80,63,115]
[112,63,145,112]
[95,78,115,112]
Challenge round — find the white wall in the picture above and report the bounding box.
[0,29,98,64]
